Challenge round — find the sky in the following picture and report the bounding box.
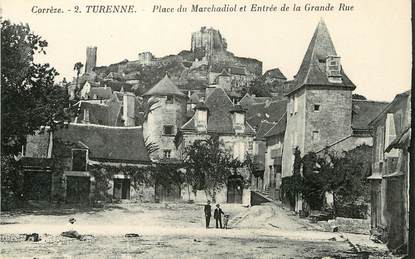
[2,0,412,102]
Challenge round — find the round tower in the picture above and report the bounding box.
[142,75,187,161]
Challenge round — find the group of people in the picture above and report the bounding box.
[204,201,229,229]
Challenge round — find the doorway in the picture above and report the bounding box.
[66,176,91,204]
[227,175,243,203]
[113,178,131,199]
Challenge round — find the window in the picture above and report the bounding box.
[166,96,174,104]
[163,125,174,135]
[72,149,87,171]
[163,150,171,159]
[312,131,320,142]
[248,141,253,151]
[293,97,298,114]
[314,104,320,111]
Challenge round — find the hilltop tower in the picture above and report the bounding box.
[191,27,227,58]
[281,19,356,179]
[85,46,97,74]
[142,75,187,161]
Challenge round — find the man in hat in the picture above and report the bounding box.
[214,204,225,229]
[204,200,211,228]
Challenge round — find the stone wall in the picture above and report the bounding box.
[304,88,353,153]
[143,96,187,160]
[282,88,306,178]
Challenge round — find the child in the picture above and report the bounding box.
[223,214,230,229]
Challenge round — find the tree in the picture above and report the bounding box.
[1,20,74,155]
[281,145,372,216]
[73,62,84,87]
[183,135,246,202]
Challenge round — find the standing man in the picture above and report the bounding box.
[204,200,211,228]
[214,204,225,229]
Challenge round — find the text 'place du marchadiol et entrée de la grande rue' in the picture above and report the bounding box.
[30,2,354,14]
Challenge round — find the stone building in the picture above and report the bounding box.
[176,87,255,204]
[22,124,151,204]
[282,19,356,180]
[142,75,187,161]
[280,19,389,212]
[368,90,411,252]
[85,46,97,74]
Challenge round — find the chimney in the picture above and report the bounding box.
[85,46,97,74]
[230,104,246,134]
[194,101,209,132]
[123,92,136,126]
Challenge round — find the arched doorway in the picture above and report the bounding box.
[227,174,243,203]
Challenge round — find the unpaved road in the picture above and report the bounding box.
[0,203,389,258]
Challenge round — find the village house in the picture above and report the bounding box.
[280,19,388,211]
[176,87,256,204]
[367,90,411,252]
[142,74,188,162]
[22,124,151,205]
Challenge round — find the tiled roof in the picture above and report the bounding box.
[90,87,113,100]
[288,19,355,95]
[53,124,150,163]
[264,113,287,138]
[143,74,186,97]
[101,80,133,92]
[245,99,288,129]
[352,99,389,130]
[181,88,255,135]
[263,68,287,80]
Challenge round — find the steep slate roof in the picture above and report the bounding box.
[239,94,271,107]
[245,99,288,129]
[90,87,113,100]
[77,101,121,126]
[143,74,186,97]
[264,113,287,138]
[369,90,411,126]
[181,88,255,135]
[53,124,150,163]
[288,19,356,95]
[255,121,275,140]
[263,68,287,80]
[352,99,389,130]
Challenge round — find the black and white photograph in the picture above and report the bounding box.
[0,0,413,258]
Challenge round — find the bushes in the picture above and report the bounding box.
[281,145,372,217]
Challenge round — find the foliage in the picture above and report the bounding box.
[245,78,272,97]
[281,145,372,213]
[183,135,247,201]
[88,164,153,202]
[1,155,24,210]
[1,20,75,155]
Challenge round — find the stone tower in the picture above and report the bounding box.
[142,75,187,161]
[281,19,356,179]
[191,27,227,58]
[85,46,97,74]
